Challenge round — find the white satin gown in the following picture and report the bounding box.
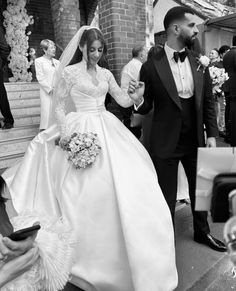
[3,60,178,291]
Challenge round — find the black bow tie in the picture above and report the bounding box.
[173,50,188,63]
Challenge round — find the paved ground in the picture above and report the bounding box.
[174,137,235,291]
[175,202,235,291]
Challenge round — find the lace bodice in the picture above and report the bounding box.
[55,60,134,135]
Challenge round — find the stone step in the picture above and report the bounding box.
[7,90,40,101]
[9,97,40,108]
[13,114,40,126]
[0,124,39,140]
[11,105,40,116]
[4,82,39,92]
[0,135,34,156]
[0,153,23,170]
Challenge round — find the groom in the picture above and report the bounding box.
[129,6,226,252]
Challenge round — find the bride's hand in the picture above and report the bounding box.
[128,80,145,106]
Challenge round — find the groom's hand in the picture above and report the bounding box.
[128,80,144,106]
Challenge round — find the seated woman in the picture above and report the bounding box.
[0,176,74,290]
[0,176,39,288]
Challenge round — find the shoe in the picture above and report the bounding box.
[194,233,226,252]
[2,123,14,130]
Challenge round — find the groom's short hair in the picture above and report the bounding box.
[164,6,195,31]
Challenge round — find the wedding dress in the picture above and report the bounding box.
[3,60,178,291]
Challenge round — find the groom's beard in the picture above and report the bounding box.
[178,32,198,48]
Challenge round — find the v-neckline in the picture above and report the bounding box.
[87,69,99,87]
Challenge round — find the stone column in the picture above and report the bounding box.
[50,0,81,50]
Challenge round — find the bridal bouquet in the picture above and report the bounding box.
[59,132,101,169]
[209,66,229,94]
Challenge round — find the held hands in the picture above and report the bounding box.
[128,80,145,106]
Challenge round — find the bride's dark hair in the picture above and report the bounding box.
[68,28,108,68]
[0,176,7,203]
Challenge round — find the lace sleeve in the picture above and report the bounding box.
[55,68,72,136]
[105,69,134,108]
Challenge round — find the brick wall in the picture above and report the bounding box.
[50,0,81,51]
[99,0,146,118]
[26,0,55,58]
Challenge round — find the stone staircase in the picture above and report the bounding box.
[0,82,40,173]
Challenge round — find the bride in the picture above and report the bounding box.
[3,26,178,291]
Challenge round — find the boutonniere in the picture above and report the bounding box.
[196,55,210,73]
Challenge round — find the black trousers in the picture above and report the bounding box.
[151,148,210,236]
[0,68,14,124]
[230,99,236,146]
[224,93,230,138]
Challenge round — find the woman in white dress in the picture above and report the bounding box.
[35,39,60,130]
[4,26,178,291]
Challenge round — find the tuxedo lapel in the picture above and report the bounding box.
[187,51,203,111]
[153,50,182,110]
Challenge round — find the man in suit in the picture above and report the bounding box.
[223,37,236,146]
[129,6,226,252]
[0,25,14,129]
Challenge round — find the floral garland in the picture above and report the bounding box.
[3,0,34,82]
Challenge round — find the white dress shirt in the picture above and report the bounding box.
[121,58,142,91]
[164,43,194,98]
[135,44,194,110]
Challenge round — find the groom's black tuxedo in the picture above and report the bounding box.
[138,48,218,158]
[138,47,218,236]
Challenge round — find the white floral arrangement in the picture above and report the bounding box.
[59,132,101,169]
[3,0,34,82]
[209,66,229,94]
[196,55,210,73]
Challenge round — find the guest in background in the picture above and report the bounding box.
[209,48,225,134]
[223,36,236,146]
[219,45,230,61]
[219,45,231,143]
[35,39,60,131]
[209,48,221,67]
[0,25,14,130]
[28,47,37,81]
[120,44,147,139]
